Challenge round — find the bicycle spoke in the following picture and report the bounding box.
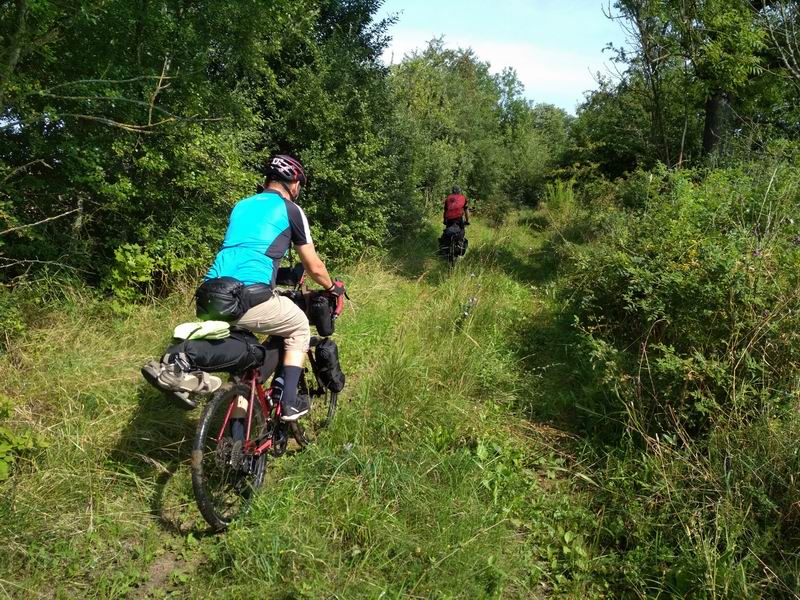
[192,383,269,530]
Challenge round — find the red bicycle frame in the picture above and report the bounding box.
[211,346,318,456]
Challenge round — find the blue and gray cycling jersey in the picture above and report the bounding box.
[205,191,313,287]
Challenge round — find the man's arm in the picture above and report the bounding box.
[296,243,333,290]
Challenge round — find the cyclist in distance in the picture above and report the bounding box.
[209,154,345,422]
[443,185,470,229]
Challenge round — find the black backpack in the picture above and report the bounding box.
[314,338,345,392]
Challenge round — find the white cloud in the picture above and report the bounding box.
[382,30,611,111]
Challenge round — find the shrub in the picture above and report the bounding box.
[0,395,47,481]
[569,159,800,437]
[0,289,26,349]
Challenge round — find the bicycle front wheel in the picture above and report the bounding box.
[291,373,338,447]
[191,383,267,531]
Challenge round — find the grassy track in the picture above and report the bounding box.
[1,213,607,598]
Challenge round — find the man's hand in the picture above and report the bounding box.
[325,279,347,317]
[326,279,346,297]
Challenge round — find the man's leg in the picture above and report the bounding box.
[235,294,312,421]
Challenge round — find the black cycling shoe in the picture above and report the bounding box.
[280,394,310,422]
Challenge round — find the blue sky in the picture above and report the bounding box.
[375,0,629,113]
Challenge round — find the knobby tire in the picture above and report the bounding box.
[191,383,267,531]
[291,373,338,447]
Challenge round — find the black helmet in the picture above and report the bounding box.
[452,185,461,195]
[264,154,307,186]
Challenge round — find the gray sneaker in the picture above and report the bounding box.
[141,359,222,410]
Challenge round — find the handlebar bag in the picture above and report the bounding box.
[275,264,305,287]
[315,338,345,392]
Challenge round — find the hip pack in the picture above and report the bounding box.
[195,277,272,322]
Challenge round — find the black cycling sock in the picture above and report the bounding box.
[280,365,303,408]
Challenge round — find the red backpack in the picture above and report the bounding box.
[445,193,466,220]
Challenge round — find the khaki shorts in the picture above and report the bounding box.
[234,293,310,353]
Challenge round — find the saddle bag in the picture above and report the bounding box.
[164,329,271,374]
[314,338,345,392]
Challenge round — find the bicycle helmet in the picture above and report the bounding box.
[264,154,307,185]
[452,185,462,195]
[263,154,307,201]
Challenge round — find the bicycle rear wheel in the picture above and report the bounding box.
[191,383,267,531]
[448,237,458,266]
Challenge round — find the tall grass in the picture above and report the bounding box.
[0,215,604,598]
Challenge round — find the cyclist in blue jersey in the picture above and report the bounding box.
[143,155,344,420]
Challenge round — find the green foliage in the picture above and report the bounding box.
[570,0,800,173]
[542,179,577,231]
[0,288,26,347]
[390,41,568,218]
[570,156,800,435]
[105,244,156,303]
[0,395,47,481]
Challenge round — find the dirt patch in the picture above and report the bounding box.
[134,550,185,599]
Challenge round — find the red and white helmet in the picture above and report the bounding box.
[264,154,307,186]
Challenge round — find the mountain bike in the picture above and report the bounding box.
[191,334,337,531]
[439,222,468,266]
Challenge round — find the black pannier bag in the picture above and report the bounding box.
[164,329,274,374]
[279,289,336,336]
[308,293,335,336]
[439,223,466,257]
[315,338,345,392]
[195,277,245,321]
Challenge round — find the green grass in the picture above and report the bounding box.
[1,213,607,598]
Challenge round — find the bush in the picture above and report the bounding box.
[569,158,800,437]
[0,290,26,349]
[0,395,47,481]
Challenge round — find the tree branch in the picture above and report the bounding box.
[0,258,94,274]
[148,55,172,126]
[42,75,176,93]
[2,159,52,183]
[0,208,79,236]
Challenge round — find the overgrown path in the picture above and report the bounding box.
[2,212,603,598]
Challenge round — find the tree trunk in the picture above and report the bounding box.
[702,91,726,157]
[0,0,28,110]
